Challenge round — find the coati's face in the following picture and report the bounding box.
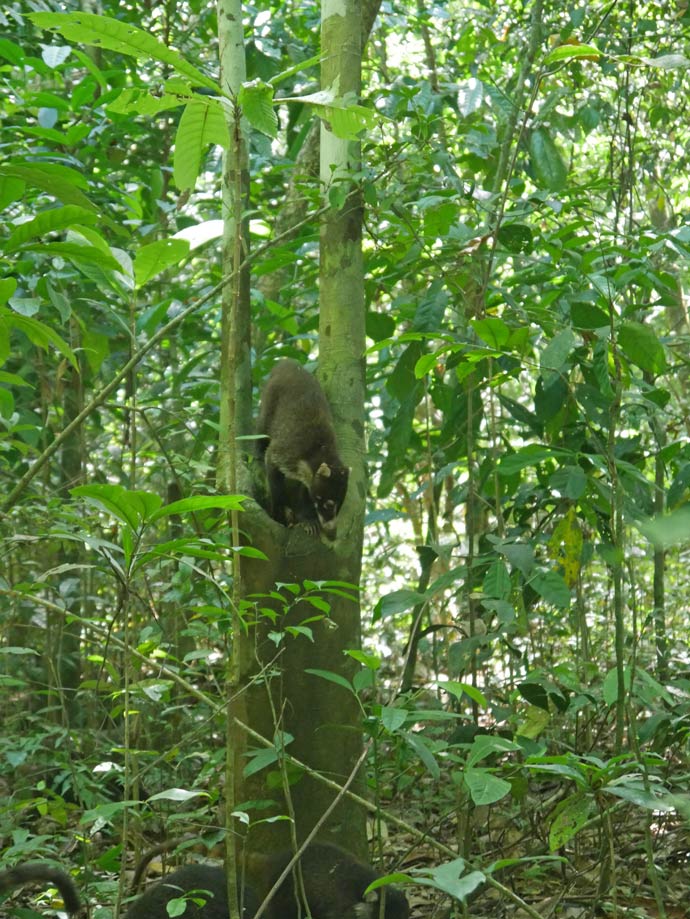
[311,462,349,538]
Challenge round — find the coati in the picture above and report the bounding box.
[256,360,349,540]
[0,862,82,916]
[247,841,410,919]
[124,863,258,919]
[128,842,408,919]
[0,843,409,919]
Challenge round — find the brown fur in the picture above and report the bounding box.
[0,862,82,916]
[247,842,409,919]
[256,360,349,539]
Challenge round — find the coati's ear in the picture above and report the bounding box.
[316,462,332,477]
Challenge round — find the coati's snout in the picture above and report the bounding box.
[313,462,349,538]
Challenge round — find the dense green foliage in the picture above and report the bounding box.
[2,0,690,916]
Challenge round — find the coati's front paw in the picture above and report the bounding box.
[297,520,320,537]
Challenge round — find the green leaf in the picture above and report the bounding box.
[148,788,208,802]
[471,317,510,349]
[466,735,521,768]
[570,301,609,329]
[243,747,279,778]
[239,80,278,138]
[173,98,229,190]
[529,128,568,191]
[496,223,533,254]
[463,767,512,805]
[374,589,425,619]
[0,163,96,211]
[548,792,590,850]
[403,731,440,779]
[482,557,511,600]
[602,666,630,706]
[498,445,568,476]
[5,205,100,251]
[345,649,381,670]
[412,859,485,902]
[134,238,191,287]
[282,88,379,140]
[545,43,601,64]
[638,507,690,547]
[604,780,674,811]
[540,327,576,375]
[24,240,122,272]
[0,278,17,305]
[29,12,218,91]
[304,668,353,694]
[640,53,690,70]
[71,484,163,529]
[1,308,78,370]
[380,706,407,733]
[438,681,488,708]
[531,570,571,608]
[618,320,667,374]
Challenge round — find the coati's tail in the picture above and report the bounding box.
[0,862,81,916]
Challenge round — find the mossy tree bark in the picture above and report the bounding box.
[238,0,367,859]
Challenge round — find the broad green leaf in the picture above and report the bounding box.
[0,278,17,305]
[483,557,511,600]
[639,507,690,547]
[0,163,96,210]
[71,484,163,529]
[570,301,609,329]
[463,767,512,805]
[24,241,122,272]
[29,12,218,91]
[548,792,590,850]
[545,43,601,64]
[2,309,78,370]
[466,735,521,768]
[282,88,379,140]
[374,589,425,619]
[345,649,381,670]
[174,98,229,190]
[364,874,413,894]
[498,445,568,476]
[548,507,583,587]
[134,238,190,287]
[529,128,567,191]
[500,542,535,577]
[604,781,674,811]
[380,706,407,733]
[5,205,99,251]
[412,859,485,902]
[516,705,551,739]
[531,569,571,608]
[496,223,533,254]
[549,465,587,501]
[243,747,279,778]
[239,80,278,138]
[148,788,207,802]
[403,731,440,779]
[0,174,25,210]
[438,681,488,708]
[107,86,188,117]
[304,668,353,693]
[618,320,667,374]
[540,327,576,374]
[471,317,510,348]
[602,666,631,706]
[640,53,690,70]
